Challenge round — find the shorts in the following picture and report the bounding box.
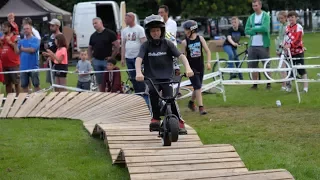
[189,71,204,90]
[54,64,68,78]
[21,72,40,88]
[292,53,306,76]
[77,81,91,90]
[248,46,270,68]
[3,66,20,85]
[92,58,107,84]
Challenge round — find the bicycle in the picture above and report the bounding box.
[144,74,186,146]
[212,42,256,81]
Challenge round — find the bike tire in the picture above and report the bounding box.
[161,132,171,146]
[168,116,179,142]
[264,60,291,81]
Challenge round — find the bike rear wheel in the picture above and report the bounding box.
[212,59,232,81]
[264,59,291,81]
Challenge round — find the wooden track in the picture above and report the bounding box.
[0,92,295,180]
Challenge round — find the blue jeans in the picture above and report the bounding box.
[21,72,40,88]
[92,58,107,85]
[223,45,243,79]
[126,58,145,93]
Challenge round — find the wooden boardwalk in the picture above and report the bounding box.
[0,92,295,180]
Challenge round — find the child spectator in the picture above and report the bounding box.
[76,50,92,90]
[7,13,19,35]
[284,11,308,93]
[275,11,289,91]
[101,59,123,93]
[43,34,68,92]
[181,20,211,115]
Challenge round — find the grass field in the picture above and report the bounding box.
[0,33,320,180]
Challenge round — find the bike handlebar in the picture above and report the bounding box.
[144,72,198,101]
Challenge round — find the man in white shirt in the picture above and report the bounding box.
[121,12,146,93]
[158,5,180,74]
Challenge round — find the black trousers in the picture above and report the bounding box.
[146,80,181,120]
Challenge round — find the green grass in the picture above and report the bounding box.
[1,33,320,179]
[0,119,129,180]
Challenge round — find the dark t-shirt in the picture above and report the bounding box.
[48,34,58,53]
[89,28,117,60]
[186,35,204,73]
[224,27,245,48]
[137,39,181,80]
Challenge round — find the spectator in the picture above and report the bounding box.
[44,19,62,85]
[121,12,146,94]
[7,13,19,35]
[101,59,123,93]
[88,17,120,92]
[275,11,289,91]
[0,24,4,84]
[22,17,41,93]
[43,34,68,92]
[76,50,92,90]
[158,5,182,95]
[245,0,271,90]
[284,11,308,93]
[0,21,20,95]
[18,24,40,93]
[223,16,246,80]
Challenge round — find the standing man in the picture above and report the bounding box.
[245,0,271,90]
[0,21,20,95]
[88,17,120,92]
[18,24,41,93]
[158,5,181,76]
[121,12,146,93]
[44,19,62,85]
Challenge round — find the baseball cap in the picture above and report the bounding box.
[49,19,61,26]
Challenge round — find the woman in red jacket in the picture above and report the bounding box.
[101,59,123,93]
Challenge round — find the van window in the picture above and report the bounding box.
[96,4,116,33]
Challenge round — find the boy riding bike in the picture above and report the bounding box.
[181,20,211,115]
[135,14,194,134]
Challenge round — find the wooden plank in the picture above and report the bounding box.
[42,92,79,117]
[72,93,114,119]
[127,158,243,167]
[64,92,103,118]
[128,161,246,174]
[7,93,28,117]
[50,92,91,118]
[35,92,69,117]
[107,135,200,141]
[123,145,235,157]
[98,124,194,131]
[0,93,16,118]
[130,168,248,180]
[105,130,197,136]
[15,93,47,118]
[125,152,240,163]
[108,141,203,149]
[107,138,201,144]
[28,92,59,117]
[172,169,294,180]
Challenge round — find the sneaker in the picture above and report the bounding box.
[149,118,161,131]
[286,83,292,92]
[199,106,207,115]
[188,101,196,112]
[250,85,258,90]
[303,88,308,93]
[266,84,272,90]
[179,119,188,135]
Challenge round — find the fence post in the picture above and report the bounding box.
[287,49,301,103]
[216,52,226,102]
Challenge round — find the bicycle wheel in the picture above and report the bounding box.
[168,115,179,142]
[212,59,232,81]
[264,60,291,81]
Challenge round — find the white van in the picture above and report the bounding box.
[72,1,126,52]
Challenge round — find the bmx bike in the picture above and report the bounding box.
[144,74,186,146]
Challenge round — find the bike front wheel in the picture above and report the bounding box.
[264,60,291,81]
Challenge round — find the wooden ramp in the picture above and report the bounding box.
[0,92,295,180]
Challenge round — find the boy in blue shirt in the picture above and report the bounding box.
[18,24,40,92]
